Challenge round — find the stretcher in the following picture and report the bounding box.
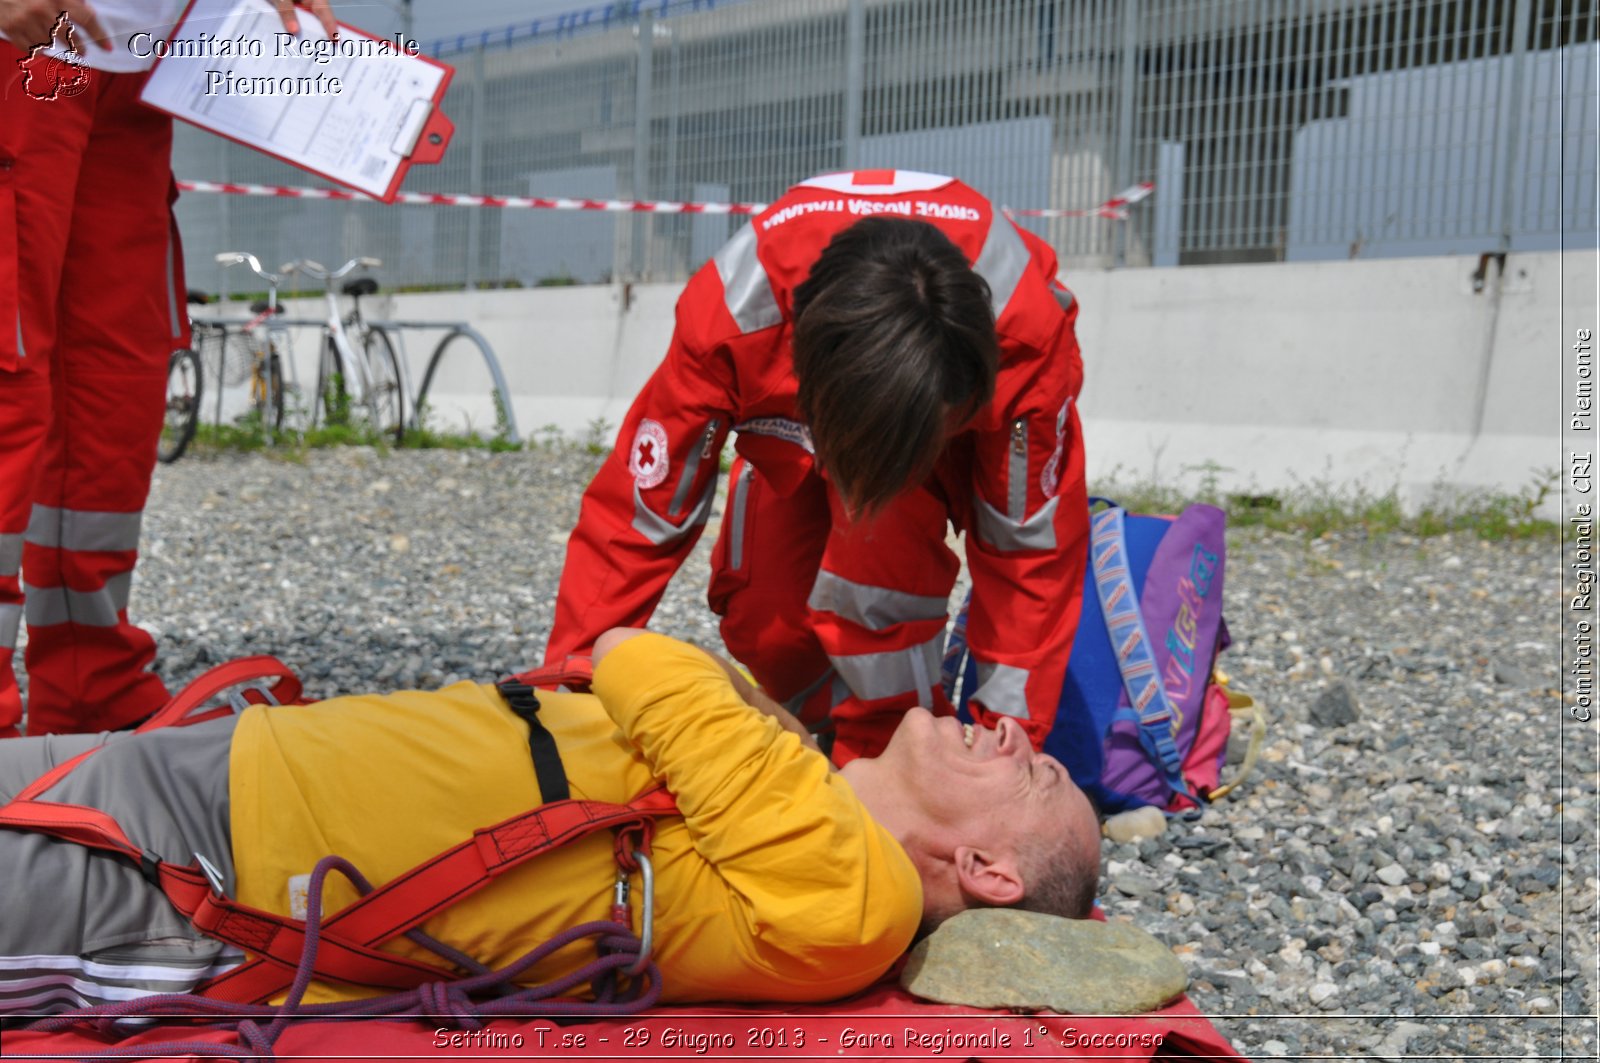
[5,982,1243,1061]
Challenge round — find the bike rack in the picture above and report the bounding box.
[372,321,520,442]
[189,317,520,442]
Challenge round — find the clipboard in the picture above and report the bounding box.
[139,0,454,202]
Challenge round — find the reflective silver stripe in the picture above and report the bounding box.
[0,534,21,575]
[727,463,755,569]
[632,477,716,548]
[712,224,783,334]
[969,660,1031,719]
[972,212,1029,319]
[23,572,134,628]
[668,419,718,519]
[973,494,1060,553]
[13,313,23,359]
[830,632,945,703]
[1052,284,1076,313]
[24,506,143,553]
[733,416,814,454]
[0,603,20,649]
[808,570,947,632]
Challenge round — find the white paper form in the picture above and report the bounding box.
[140,0,446,198]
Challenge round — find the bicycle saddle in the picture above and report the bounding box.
[186,289,211,306]
[249,300,285,315]
[341,277,379,298]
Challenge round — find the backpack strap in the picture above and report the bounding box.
[1089,507,1199,806]
[939,594,971,701]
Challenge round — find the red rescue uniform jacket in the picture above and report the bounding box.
[548,170,1088,755]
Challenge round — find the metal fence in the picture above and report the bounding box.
[173,0,1598,292]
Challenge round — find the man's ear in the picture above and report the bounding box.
[953,845,1025,908]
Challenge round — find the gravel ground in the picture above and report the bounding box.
[17,447,1598,1060]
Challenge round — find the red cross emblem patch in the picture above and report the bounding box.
[628,419,670,489]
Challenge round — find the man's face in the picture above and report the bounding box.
[879,708,1095,851]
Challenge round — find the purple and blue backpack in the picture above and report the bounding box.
[945,500,1248,815]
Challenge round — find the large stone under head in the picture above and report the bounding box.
[901,909,1188,1015]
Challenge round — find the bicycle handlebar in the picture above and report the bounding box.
[282,256,382,282]
[215,251,283,286]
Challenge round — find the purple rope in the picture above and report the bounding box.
[29,851,663,1061]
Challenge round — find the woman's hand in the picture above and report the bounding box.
[270,0,337,38]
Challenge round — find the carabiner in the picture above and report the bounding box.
[621,851,654,977]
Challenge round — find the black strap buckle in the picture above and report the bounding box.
[497,680,570,802]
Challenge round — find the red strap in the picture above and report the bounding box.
[195,788,678,1003]
[0,797,147,864]
[145,655,303,729]
[508,656,594,692]
[158,865,461,992]
[0,652,678,1005]
[5,655,303,811]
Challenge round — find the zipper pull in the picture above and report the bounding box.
[1011,418,1026,456]
[701,419,719,459]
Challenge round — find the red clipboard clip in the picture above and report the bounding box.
[411,109,454,165]
[393,104,453,166]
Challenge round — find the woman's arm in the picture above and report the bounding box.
[593,627,827,760]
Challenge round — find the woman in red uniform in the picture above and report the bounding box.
[547,170,1089,763]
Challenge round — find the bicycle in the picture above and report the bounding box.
[283,257,405,444]
[214,253,292,437]
[158,292,207,464]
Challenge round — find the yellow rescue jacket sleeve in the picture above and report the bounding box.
[591,633,921,993]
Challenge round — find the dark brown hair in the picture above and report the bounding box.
[791,217,998,514]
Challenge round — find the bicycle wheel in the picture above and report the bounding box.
[314,338,351,430]
[361,325,405,444]
[159,347,202,464]
[251,349,286,432]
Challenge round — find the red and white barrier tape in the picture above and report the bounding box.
[177,180,763,214]
[1009,181,1156,220]
[177,180,1154,220]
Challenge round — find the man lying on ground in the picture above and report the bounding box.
[0,629,1100,1016]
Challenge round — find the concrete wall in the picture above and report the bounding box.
[244,249,1580,512]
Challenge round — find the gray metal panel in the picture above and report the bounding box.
[498,166,619,285]
[171,0,1600,287]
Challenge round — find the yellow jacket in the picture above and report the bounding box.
[229,633,920,1003]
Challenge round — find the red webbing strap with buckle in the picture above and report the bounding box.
[193,786,680,1004]
[0,651,680,1005]
[146,655,304,725]
[0,655,305,868]
[3,656,302,812]
[0,780,679,1003]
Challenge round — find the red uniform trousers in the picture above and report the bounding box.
[0,47,185,736]
[708,455,969,763]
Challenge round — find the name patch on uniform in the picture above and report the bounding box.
[734,416,815,454]
[629,419,671,489]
